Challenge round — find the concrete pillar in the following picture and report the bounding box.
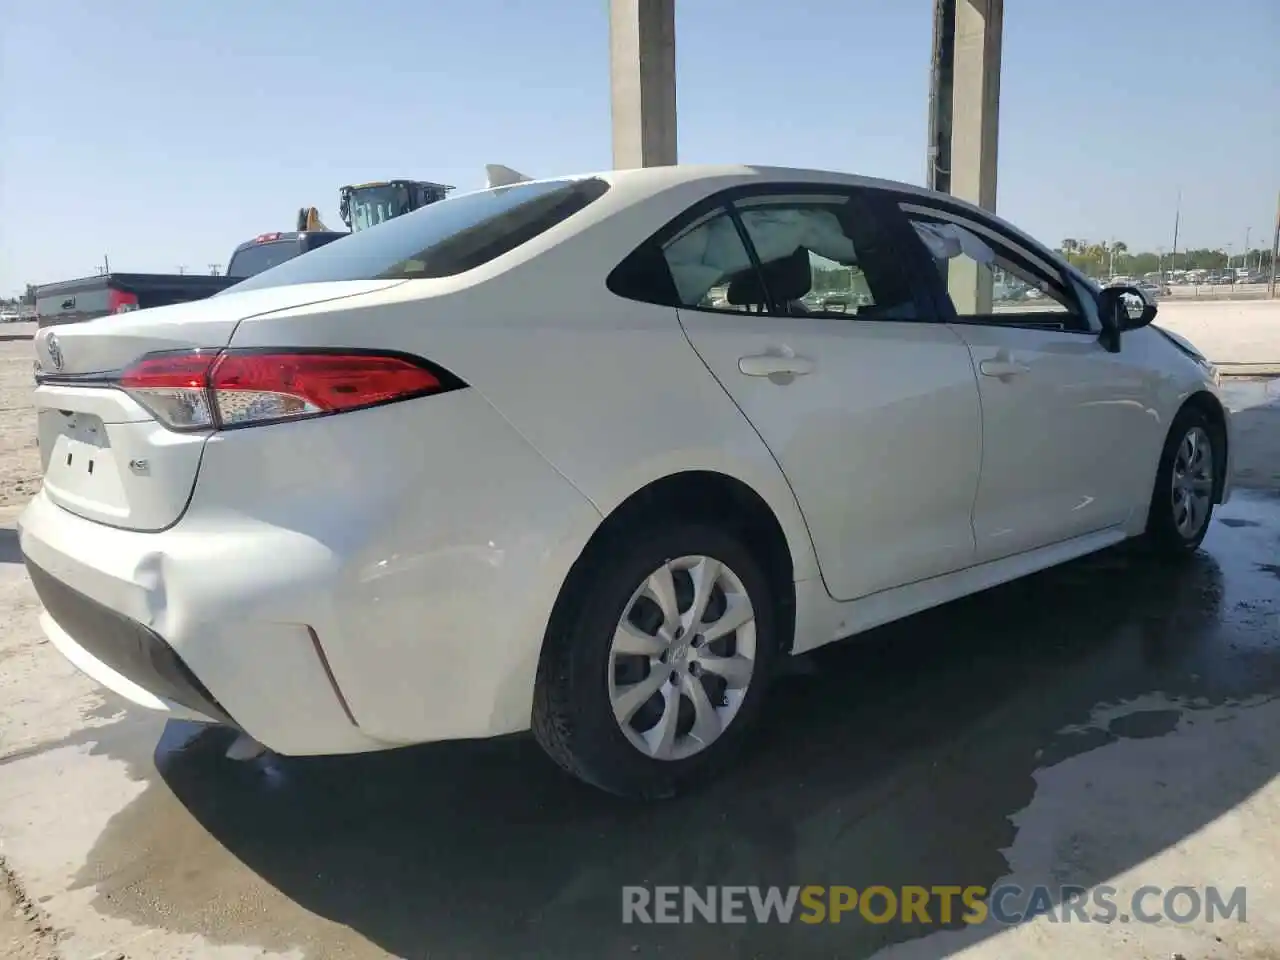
[609,0,677,169]
[929,0,1003,314]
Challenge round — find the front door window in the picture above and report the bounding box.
[901,206,1088,331]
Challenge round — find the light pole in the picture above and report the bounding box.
[1268,189,1279,299]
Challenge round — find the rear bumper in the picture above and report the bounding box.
[19,491,385,755]
[25,559,235,726]
[18,388,605,756]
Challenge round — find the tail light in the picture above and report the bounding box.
[118,349,464,431]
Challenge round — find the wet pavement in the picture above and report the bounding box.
[1220,376,1280,491]
[5,486,1270,959]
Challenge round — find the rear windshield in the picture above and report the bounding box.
[221,177,609,294]
[226,239,302,278]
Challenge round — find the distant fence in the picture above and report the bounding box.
[1162,283,1276,302]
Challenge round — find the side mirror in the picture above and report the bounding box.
[1097,284,1157,351]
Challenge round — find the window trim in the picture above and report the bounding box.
[893,197,1097,335]
[606,182,937,324]
[724,202,777,313]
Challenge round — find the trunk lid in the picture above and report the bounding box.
[33,280,402,531]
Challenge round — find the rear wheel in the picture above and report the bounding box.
[1143,407,1217,557]
[532,522,778,799]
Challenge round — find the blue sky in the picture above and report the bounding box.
[1,0,1276,293]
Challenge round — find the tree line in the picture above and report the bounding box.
[1058,240,1275,279]
[807,242,1274,295]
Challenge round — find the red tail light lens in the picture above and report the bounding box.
[119,350,461,430]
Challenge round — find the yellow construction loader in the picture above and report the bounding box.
[293,180,454,233]
[295,206,333,232]
[338,180,455,231]
[293,167,531,234]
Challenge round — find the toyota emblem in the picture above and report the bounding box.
[46,333,63,372]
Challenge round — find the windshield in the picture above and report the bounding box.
[348,184,411,231]
[221,177,609,294]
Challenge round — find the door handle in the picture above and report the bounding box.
[739,354,815,377]
[979,359,1031,378]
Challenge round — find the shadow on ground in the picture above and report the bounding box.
[66,495,1280,960]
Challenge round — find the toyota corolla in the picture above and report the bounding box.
[21,165,1231,798]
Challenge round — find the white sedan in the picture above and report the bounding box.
[21,165,1232,798]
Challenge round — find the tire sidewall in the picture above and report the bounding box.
[551,522,779,798]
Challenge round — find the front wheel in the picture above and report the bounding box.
[1143,407,1218,557]
[532,522,779,799]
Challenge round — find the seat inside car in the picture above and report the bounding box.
[727,245,813,314]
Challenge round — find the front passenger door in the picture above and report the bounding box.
[898,202,1155,561]
[668,187,983,602]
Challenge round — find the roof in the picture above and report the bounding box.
[466,164,1066,285]
[487,163,984,216]
[343,180,456,190]
[491,162,1030,239]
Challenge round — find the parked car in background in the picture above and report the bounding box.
[1136,280,1164,301]
[34,230,348,328]
[34,273,236,328]
[22,164,1233,799]
[225,230,348,279]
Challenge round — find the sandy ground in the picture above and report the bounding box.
[1154,298,1280,370]
[0,351,41,511]
[1,877,56,960]
[0,335,1277,959]
[0,342,51,960]
[0,347,51,958]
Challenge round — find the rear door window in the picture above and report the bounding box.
[730,192,920,320]
[608,187,923,322]
[221,177,610,294]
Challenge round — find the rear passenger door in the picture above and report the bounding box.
[666,186,983,602]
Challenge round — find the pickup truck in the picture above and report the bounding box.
[35,230,347,328]
[224,230,347,279]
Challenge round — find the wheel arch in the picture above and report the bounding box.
[541,470,803,659]
[1179,390,1230,502]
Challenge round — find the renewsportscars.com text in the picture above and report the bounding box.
[621,884,1247,926]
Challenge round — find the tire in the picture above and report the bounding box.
[1143,405,1218,558]
[532,521,779,799]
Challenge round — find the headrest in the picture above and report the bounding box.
[727,246,812,305]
